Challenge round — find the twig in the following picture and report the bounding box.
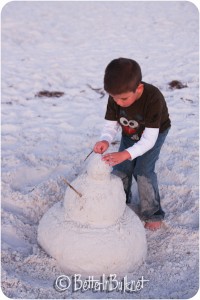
[84,150,93,161]
[35,90,65,98]
[63,178,82,197]
[86,84,105,98]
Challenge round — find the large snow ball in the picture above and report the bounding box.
[37,202,147,276]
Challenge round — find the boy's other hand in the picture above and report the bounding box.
[102,150,131,166]
[93,140,109,154]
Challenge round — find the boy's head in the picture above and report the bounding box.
[104,58,142,95]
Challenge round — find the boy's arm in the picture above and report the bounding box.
[126,127,159,160]
[102,127,159,165]
[100,120,120,144]
[93,120,119,154]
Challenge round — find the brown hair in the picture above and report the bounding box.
[104,58,142,95]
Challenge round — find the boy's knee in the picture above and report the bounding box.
[112,169,129,181]
[133,167,152,178]
[113,162,133,177]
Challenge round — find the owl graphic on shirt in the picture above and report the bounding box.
[119,110,144,141]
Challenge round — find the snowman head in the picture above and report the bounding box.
[86,153,111,180]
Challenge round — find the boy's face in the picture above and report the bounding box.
[110,83,144,107]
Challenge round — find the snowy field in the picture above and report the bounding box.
[1,1,199,299]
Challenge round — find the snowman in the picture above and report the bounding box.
[37,154,147,275]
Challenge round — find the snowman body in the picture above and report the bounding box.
[37,154,147,275]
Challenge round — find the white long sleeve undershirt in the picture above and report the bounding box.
[100,120,120,144]
[100,120,159,160]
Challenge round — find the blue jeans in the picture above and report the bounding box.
[112,128,170,222]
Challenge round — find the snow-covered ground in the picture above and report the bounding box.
[1,1,199,299]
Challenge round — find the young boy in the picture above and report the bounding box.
[93,58,171,231]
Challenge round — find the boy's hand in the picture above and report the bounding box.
[93,140,109,154]
[102,151,131,166]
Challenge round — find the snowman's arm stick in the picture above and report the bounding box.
[63,178,82,198]
[84,150,93,161]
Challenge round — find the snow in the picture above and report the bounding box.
[1,0,199,299]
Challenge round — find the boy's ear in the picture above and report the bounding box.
[138,83,143,89]
[135,83,144,95]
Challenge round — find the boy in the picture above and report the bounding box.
[93,58,171,231]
